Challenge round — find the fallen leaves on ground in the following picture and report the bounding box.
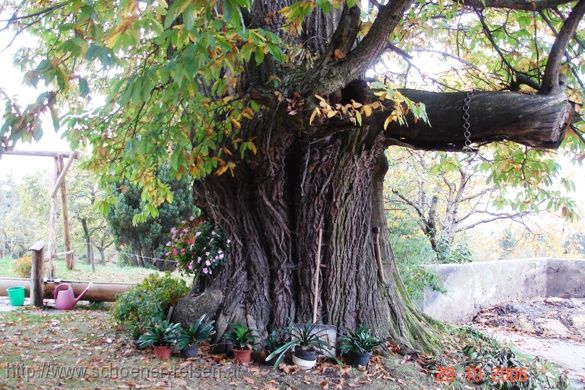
[0,309,438,389]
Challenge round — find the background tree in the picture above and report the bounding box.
[385,148,577,263]
[0,173,50,257]
[1,0,583,351]
[67,162,115,267]
[106,168,196,270]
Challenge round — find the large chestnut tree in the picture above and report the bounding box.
[1,0,583,351]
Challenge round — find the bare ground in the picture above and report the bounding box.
[473,297,585,388]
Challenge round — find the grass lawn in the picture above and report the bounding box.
[0,309,440,390]
[0,257,161,283]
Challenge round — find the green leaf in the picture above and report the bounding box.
[78,78,90,97]
[164,0,193,29]
[49,104,60,131]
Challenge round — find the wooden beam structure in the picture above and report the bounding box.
[2,150,74,158]
[3,150,78,276]
[57,155,74,270]
[46,157,59,278]
[51,151,78,197]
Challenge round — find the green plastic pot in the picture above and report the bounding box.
[7,286,26,306]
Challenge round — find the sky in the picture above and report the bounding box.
[0,29,71,181]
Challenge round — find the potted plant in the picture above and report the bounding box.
[136,321,181,360]
[223,322,256,363]
[266,322,330,370]
[255,329,287,366]
[338,326,382,367]
[177,314,216,358]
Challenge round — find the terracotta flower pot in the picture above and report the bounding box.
[233,348,252,363]
[153,345,172,360]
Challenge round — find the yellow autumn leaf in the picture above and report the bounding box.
[216,165,229,176]
[326,110,337,118]
[309,108,321,125]
[241,108,254,120]
[383,113,397,130]
[230,117,241,130]
[355,111,362,126]
[363,105,372,117]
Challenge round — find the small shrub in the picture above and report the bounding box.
[111,273,189,338]
[13,256,32,277]
[138,272,189,305]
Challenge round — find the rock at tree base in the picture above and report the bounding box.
[171,289,223,327]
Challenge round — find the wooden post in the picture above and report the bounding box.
[46,157,59,278]
[30,241,45,307]
[90,240,95,273]
[57,155,74,270]
[372,227,387,284]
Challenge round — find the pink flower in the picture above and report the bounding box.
[172,248,178,255]
[202,267,209,274]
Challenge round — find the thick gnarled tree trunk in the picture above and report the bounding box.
[187,0,576,353]
[200,121,438,350]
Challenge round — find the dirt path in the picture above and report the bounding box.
[473,297,585,389]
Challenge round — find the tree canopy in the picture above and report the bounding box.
[0,0,582,214]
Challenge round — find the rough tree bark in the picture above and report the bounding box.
[178,0,578,352]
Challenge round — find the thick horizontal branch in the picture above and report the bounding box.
[380,90,573,150]
[319,90,574,151]
[462,0,575,10]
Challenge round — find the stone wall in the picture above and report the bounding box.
[421,258,585,323]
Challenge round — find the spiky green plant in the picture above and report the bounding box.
[265,322,331,366]
[136,321,181,348]
[177,314,216,350]
[338,326,382,355]
[223,322,256,349]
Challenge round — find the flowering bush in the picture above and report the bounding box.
[165,218,228,277]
